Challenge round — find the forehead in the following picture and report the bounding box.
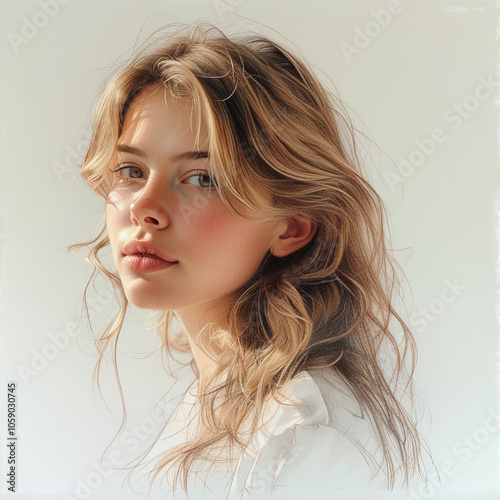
[118,86,209,153]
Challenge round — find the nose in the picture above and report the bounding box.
[129,182,170,230]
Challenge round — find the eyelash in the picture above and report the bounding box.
[109,164,217,189]
[110,164,143,179]
[182,170,218,189]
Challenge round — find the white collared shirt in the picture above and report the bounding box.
[135,370,411,499]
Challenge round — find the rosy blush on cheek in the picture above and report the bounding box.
[182,208,244,253]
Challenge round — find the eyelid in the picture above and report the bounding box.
[110,162,141,172]
[109,162,145,180]
[181,169,218,187]
[180,168,210,178]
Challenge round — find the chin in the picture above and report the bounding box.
[123,287,170,311]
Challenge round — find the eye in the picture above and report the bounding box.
[110,163,144,179]
[182,170,218,189]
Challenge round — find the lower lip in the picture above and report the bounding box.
[123,254,177,273]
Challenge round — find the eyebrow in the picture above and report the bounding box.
[116,144,209,162]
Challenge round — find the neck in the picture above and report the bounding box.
[174,300,228,387]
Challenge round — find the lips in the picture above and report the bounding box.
[122,240,178,272]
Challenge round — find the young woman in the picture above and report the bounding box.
[77,24,429,498]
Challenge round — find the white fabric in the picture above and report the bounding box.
[137,369,397,499]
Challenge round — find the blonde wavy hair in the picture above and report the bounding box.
[76,24,428,493]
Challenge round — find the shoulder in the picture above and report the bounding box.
[228,369,388,498]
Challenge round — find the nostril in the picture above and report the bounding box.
[144,216,159,225]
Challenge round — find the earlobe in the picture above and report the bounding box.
[270,216,317,257]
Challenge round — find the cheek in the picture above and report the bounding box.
[200,205,231,234]
[107,189,133,213]
[179,205,228,248]
[180,205,271,267]
[106,191,131,245]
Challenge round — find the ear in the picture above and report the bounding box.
[270,216,317,258]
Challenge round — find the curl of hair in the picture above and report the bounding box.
[73,24,428,493]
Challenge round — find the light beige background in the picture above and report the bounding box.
[1,0,498,498]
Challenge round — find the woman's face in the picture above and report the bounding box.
[106,86,282,321]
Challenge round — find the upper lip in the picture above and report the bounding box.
[122,240,178,263]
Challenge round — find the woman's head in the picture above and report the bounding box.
[83,26,384,358]
[79,25,424,488]
[105,85,315,320]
